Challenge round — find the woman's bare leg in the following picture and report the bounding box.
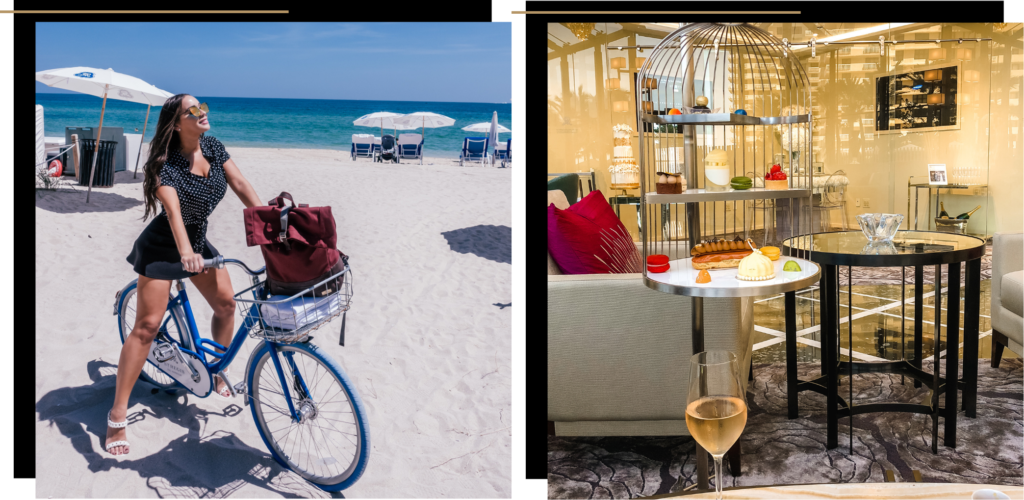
[189,267,236,395]
[107,275,171,455]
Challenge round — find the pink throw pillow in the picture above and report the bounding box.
[547,190,628,274]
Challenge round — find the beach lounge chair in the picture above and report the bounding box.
[504,138,511,168]
[375,134,399,163]
[397,133,423,161]
[493,142,508,164]
[373,136,382,157]
[351,134,375,160]
[459,137,488,166]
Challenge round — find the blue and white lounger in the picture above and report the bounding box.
[351,134,375,160]
[493,141,508,162]
[398,133,423,162]
[459,137,488,166]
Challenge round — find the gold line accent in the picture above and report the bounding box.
[0,10,288,13]
[512,11,801,14]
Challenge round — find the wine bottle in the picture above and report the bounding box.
[955,205,981,220]
[939,201,949,219]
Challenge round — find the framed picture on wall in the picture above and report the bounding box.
[875,62,961,134]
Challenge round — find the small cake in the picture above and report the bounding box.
[760,246,781,261]
[647,254,669,273]
[656,172,685,194]
[696,269,712,283]
[764,164,788,190]
[736,249,776,281]
[704,149,730,192]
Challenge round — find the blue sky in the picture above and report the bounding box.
[36,22,511,103]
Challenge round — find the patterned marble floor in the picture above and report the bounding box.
[548,359,1023,499]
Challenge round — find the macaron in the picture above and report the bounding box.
[647,254,670,273]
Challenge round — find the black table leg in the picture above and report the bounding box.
[823,264,839,449]
[692,296,709,490]
[914,265,924,388]
[785,290,798,419]
[932,265,942,454]
[944,262,961,447]
[962,258,981,418]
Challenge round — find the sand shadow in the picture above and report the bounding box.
[441,225,511,265]
[114,169,146,184]
[36,360,341,498]
[35,186,143,214]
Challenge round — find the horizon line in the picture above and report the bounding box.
[35,91,511,105]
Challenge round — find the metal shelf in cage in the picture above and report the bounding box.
[645,188,812,205]
[641,113,810,126]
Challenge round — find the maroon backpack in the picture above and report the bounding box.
[243,192,348,298]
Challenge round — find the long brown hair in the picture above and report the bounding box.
[141,93,190,221]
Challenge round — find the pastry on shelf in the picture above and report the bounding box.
[690,237,757,270]
[696,269,712,283]
[692,95,710,113]
[704,148,731,192]
[764,164,788,190]
[655,171,686,194]
[760,246,781,261]
[736,249,776,281]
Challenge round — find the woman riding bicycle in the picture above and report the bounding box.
[106,94,263,456]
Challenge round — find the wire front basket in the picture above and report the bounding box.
[234,266,354,344]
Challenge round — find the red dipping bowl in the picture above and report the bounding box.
[647,254,669,273]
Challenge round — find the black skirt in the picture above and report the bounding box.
[126,213,220,280]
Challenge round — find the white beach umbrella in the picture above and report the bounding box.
[35,66,173,201]
[487,111,499,164]
[353,112,405,137]
[461,122,511,133]
[393,112,455,164]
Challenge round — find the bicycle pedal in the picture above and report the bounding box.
[233,381,248,405]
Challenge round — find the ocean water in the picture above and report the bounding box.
[35,93,511,159]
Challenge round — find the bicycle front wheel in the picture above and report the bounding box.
[247,342,370,491]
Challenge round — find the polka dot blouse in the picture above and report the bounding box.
[157,135,230,254]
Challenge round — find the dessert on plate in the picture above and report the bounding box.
[736,249,776,281]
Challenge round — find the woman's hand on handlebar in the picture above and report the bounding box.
[181,252,208,274]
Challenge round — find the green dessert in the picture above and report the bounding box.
[783,260,802,272]
[730,176,753,190]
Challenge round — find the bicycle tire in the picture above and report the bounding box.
[246,341,370,491]
[116,280,192,389]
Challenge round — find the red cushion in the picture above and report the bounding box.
[547,190,629,274]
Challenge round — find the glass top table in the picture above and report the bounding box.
[780,230,986,453]
[782,230,986,267]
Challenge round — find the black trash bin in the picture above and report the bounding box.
[78,139,117,188]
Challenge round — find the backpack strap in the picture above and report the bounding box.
[278,206,291,253]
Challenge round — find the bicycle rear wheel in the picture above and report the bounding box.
[117,281,192,389]
[247,342,369,491]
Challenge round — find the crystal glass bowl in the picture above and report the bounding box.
[856,213,904,242]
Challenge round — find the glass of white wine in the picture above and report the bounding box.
[686,350,748,500]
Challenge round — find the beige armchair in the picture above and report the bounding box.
[547,189,755,438]
[991,232,1023,367]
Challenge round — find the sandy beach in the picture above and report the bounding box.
[34,147,511,497]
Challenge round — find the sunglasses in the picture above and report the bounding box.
[182,102,209,118]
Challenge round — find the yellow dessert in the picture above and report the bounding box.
[704,149,730,192]
[760,246,781,261]
[696,269,712,283]
[736,249,776,281]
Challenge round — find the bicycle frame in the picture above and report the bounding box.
[162,279,311,423]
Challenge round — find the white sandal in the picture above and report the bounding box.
[214,369,232,399]
[105,410,130,455]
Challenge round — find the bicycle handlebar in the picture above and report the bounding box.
[201,256,266,276]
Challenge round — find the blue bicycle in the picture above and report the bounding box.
[113,255,369,491]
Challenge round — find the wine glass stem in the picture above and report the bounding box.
[714,455,724,500]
